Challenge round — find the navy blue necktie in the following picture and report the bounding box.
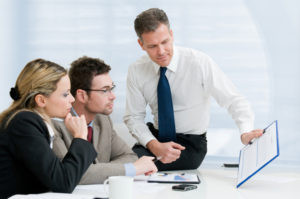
[157,67,176,142]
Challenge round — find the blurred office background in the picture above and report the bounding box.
[0,0,299,165]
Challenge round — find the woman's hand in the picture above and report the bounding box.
[64,113,87,140]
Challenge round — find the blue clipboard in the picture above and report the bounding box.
[236,120,279,188]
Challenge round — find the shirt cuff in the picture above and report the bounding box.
[239,122,254,134]
[124,163,136,177]
[139,136,157,148]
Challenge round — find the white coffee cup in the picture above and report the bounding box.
[103,176,133,199]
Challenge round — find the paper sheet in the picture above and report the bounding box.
[147,172,200,184]
[237,120,279,187]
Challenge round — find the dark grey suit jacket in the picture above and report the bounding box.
[52,114,138,184]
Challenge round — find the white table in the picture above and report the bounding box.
[10,164,300,199]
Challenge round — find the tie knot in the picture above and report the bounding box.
[160,67,167,75]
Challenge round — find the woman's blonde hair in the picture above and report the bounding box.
[0,58,67,127]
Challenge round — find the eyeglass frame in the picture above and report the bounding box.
[82,84,116,95]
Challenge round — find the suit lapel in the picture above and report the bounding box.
[92,122,100,150]
[71,107,100,150]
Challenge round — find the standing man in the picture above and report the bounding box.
[124,8,263,171]
[53,56,157,184]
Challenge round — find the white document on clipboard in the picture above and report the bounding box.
[237,120,279,188]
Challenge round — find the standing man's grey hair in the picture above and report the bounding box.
[134,8,170,40]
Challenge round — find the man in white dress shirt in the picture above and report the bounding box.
[124,8,263,171]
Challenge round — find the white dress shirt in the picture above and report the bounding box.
[37,112,55,149]
[124,46,254,147]
[45,122,55,149]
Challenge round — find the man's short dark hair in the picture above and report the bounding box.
[69,56,111,97]
[134,8,170,40]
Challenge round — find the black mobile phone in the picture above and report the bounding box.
[172,184,197,191]
[223,163,239,168]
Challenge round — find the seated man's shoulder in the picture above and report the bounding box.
[51,118,65,129]
[95,113,110,120]
[94,114,113,125]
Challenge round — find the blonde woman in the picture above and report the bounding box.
[0,59,97,198]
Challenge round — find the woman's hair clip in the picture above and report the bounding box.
[10,86,21,101]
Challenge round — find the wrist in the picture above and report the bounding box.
[146,139,161,156]
[146,139,159,150]
[74,135,87,140]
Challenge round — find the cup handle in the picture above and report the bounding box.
[103,179,109,196]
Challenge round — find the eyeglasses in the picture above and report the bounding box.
[83,85,116,95]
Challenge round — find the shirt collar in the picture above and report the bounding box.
[71,107,93,127]
[153,45,178,74]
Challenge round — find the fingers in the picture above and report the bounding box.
[144,171,153,176]
[80,114,86,123]
[149,156,155,161]
[64,114,87,140]
[241,129,264,145]
[152,142,184,163]
[254,129,264,137]
[170,142,185,150]
[134,156,157,176]
[144,167,157,176]
[160,149,181,163]
[147,141,184,164]
[249,129,264,140]
[64,112,72,123]
[160,155,178,164]
[161,142,184,162]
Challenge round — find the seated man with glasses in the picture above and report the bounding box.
[52,56,157,184]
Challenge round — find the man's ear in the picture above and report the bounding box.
[138,38,145,50]
[170,29,174,39]
[35,94,47,108]
[76,89,88,103]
